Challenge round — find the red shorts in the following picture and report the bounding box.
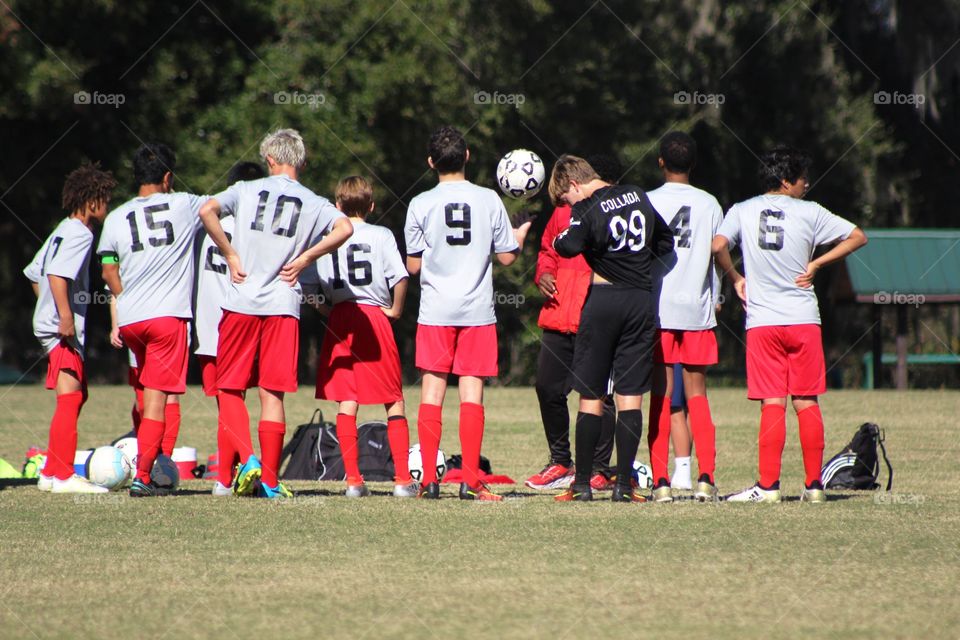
[746,324,826,400]
[127,366,139,388]
[45,342,86,391]
[198,355,218,397]
[415,323,498,377]
[317,303,403,404]
[655,329,718,365]
[121,317,189,394]
[217,311,298,393]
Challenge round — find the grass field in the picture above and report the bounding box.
[0,384,957,639]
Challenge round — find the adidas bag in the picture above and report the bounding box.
[280,411,395,481]
[821,422,893,490]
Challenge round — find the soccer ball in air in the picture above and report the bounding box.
[496,149,545,199]
[632,460,654,490]
[85,446,133,490]
[408,444,447,484]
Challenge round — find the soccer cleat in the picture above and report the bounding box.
[590,472,615,491]
[258,481,293,499]
[51,474,109,494]
[232,455,262,497]
[554,484,593,502]
[37,474,54,492]
[417,482,440,499]
[800,481,826,504]
[345,481,371,498]
[211,481,233,497]
[524,463,574,490]
[459,482,503,502]
[670,474,693,491]
[693,475,719,503]
[393,481,420,498]
[611,485,647,503]
[652,479,673,503]
[129,478,171,498]
[725,484,782,503]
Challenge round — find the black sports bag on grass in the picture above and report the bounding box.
[821,422,893,490]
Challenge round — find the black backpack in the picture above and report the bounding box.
[821,423,893,490]
[280,410,395,481]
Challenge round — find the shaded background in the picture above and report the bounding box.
[1,0,958,388]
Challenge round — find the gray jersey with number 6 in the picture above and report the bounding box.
[717,194,855,329]
[404,180,517,327]
[194,214,235,356]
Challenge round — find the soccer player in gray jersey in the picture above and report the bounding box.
[195,161,266,496]
[99,143,207,497]
[713,146,867,503]
[646,132,724,503]
[404,125,532,501]
[200,129,353,499]
[26,163,116,494]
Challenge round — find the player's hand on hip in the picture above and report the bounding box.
[537,272,558,298]
[227,254,247,284]
[57,315,76,339]
[279,257,307,286]
[381,306,401,321]
[795,262,819,288]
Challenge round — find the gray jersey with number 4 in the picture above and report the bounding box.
[213,175,344,318]
[648,182,723,330]
[717,194,856,329]
[98,192,206,327]
[305,220,407,308]
[405,180,517,326]
[194,215,235,356]
[29,217,93,355]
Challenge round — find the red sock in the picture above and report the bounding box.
[161,403,180,456]
[336,413,361,483]
[218,391,254,461]
[258,420,285,487]
[758,404,787,488]
[687,395,716,483]
[47,391,84,480]
[459,403,485,489]
[136,418,165,483]
[216,412,237,487]
[417,403,443,485]
[647,394,672,484]
[797,405,825,487]
[388,416,411,483]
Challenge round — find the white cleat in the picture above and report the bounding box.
[37,474,54,492]
[51,474,109,494]
[212,481,233,497]
[393,481,420,498]
[670,476,693,491]
[725,484,782,503]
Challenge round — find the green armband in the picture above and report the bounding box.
[100,253,119,264]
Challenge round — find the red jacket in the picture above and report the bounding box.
[536,204,593,334]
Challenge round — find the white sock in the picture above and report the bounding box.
[672,457,691,485]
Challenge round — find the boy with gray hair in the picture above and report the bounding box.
[199,128,353,499]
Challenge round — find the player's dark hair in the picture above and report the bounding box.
[227,161,266,186]
[586,154,622,184]
[61,162,117,213]
[759,145,811,192]
[659,132,697,174]
[335,175,374,218]
[428,125,468,174]
[547,155,600,206]
[133,143,176,186]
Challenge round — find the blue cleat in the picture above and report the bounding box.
[232,455,262,497]
[258,481,293,499]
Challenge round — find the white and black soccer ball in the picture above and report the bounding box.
[407,444,447,484]
[632,460,654,490]
[496,149,545,200]
[85,446,132,491]
[113,436,138,481]
[151,454,180,490]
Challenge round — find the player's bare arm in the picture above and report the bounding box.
[280,216,354,284]
[101,262,123,296]
[496,212,535,266]
[199,198,246,284]
[712,235,746,302]
[47,275,75,339]
[107,293,123,348]
[795,227,868,288]
[406,254,422,276]
[382,277,408,321]
[30,281,39,297]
